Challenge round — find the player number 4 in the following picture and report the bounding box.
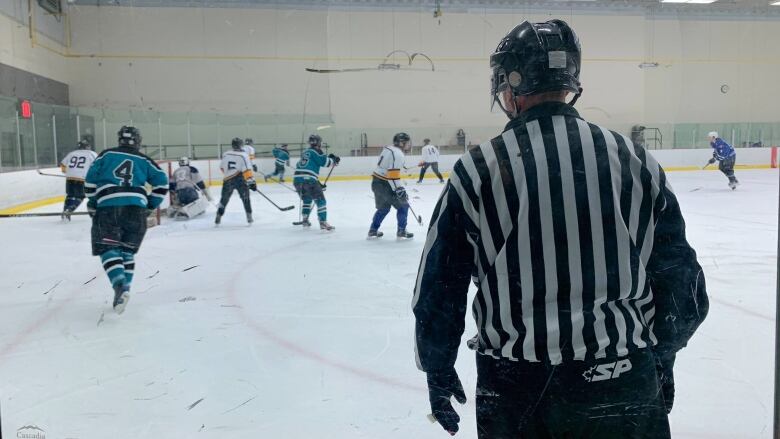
[114,160,134,186]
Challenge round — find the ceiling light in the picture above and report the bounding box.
[661,0,690,3]
[687,0,718,3]
[661,0,719,3]
[771,1,780,5]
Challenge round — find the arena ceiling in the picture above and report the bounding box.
[67,0,780,16]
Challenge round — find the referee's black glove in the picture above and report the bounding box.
[427,368,467,435]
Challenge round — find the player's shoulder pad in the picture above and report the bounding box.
[189,166,199,173]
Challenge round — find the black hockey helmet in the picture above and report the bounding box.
[280,143,288,150]
[393,132,411,147]
[490,20,582,118]
[231,137,244,150]
[78,140,92,150]
[309,134,322,148]
[244,138,254,146]
[117,126,142,148]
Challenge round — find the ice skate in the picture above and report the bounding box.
[215,213,222,225]
[367,229,384,239]
[320,221,335,231]
[113,283,130,314]
[397,229,414,239]
[246,212,254,224]
[729,179,739,190]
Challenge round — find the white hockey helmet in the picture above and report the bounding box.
[708,131,719,139]
[179,156,190,167]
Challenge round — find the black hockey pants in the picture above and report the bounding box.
[475,348,671,439]
[718,155,737,183]
[217,176,252,215]
[418,162,443,182]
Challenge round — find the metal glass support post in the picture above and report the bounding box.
[52,114,58,164]
[15,111,22,167]
[774,166,780,439]
[102,118,107,151]
[217,120,221,158]
[187,117,193,158]
[31,112,38,167]
[158,117,162,159]
[76,114,81,142]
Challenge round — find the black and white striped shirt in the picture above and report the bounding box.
[413,102,708,371]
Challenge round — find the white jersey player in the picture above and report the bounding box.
[243,138,258,172]
[216,138,257,225]
[170,157,212,219]
[368,132,413,239]
[59,140,98,220]
[417,138,444,183]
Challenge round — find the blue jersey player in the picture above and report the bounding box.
[266,143,290,182]
[292,134,339,231]
[706,131,739,189]
[85,126,169,313]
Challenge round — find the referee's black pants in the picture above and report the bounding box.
[476,348,670,439]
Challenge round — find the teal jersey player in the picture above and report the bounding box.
[292,134,339,231]
[85,126,169,315]
[85,147,169,209]
[273,146,290,166]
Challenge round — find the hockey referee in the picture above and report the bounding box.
[413,20,708,438]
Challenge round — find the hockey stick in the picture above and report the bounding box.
[37,169,66,178]
[407,203,424,226]
[320,166,336,189]
[0,212,89,218]
[251,188,295,211]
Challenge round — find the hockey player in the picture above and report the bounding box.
[243,138,258,172]
[216,138,256,225]
[84,126,168,314]
[292,134,339,231]
[265,143,290,182]
[59,140,98,220]
[707,131,739,189]
[169,157,212,219]
[368,132,413,239]
[417,138,444,183]
[414,20,708,438]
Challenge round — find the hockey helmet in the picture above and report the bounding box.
[708,131,719,139]
[244,138,254,146]
[231,137,244,150]
[280,143,289,150]
[117,126,142,148]
[490,20,582,118]
[309,134,322,148]
[78,140,92,150]
[179,156,190,167]
[393,132,411,147]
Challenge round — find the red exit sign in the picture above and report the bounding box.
[20,100,32,119]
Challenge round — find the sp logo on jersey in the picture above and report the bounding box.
[582,359,632,382]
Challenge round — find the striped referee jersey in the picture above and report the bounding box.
[413,102,708,371]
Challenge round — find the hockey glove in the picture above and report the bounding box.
[252,164,258,172]
[707,157,716,165]
[427,369,467,435]
[328,154,341,165]
[395,187,408,202]
[655,352,676,414]
[87,200,96,218]
[247,180,258,192]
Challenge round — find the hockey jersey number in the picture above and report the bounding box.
[69,156,87,168]
[114,160,134,186]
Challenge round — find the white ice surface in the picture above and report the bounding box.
[0,170,776,438]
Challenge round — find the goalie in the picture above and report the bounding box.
[169,157,212,219]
